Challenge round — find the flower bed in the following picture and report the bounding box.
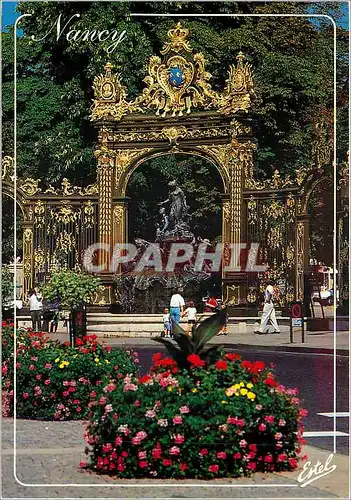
[2,324,139,420]
[83,351,307,479]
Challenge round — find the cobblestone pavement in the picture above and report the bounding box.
[1,419,349,498]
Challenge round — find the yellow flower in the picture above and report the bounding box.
[225,389,234,397]
[235,392,239,397]
[192,388,198,393]
[59,363,65,369]
[63,361,69,366]
[167,386,173,392]
[73,354,78,359]
[94,357,99,363]
[247,392,256,400]
[55,357,60,363]
[240,382,245,387]
[247,383,253,389]
[221,400,228,404]
[105,359,110,364]
[240,388,248,396]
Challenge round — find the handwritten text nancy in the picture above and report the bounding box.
[31,14,126,53]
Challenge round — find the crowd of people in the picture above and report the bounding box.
[21,281,281,337]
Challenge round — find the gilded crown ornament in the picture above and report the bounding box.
[90,23,255,120]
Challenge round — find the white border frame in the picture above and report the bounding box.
[6,1,347,493]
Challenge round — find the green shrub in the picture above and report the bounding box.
[83,351,307,478]
[2,326,139,420]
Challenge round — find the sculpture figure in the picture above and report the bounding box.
[158,180,189,229]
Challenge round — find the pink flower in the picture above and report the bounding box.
[145,410,156,418]
[169,446,180,456]
[239,439,247,448]
[79,460,87,468]
[247,461,256,470]
[173,416,183,425]
[105,404,113,413]
[136,431,147,440]
[138,461,148,468]
[256,404,262,410]
[278,419,286,426]
[114,436,123,446]
[179,405,190,414]
[44,379,51,385]
[264,415,275,423]
[138,451,147,459]
[208,464,219,473]
[102,443,112,453]
[163,459,172,466]
[179,462,187,471]
[199,448,208,456]
[117,464,125,472]
[73,399,80,405]
[233,452,241,459]
[264,454,273,463]
[274,432,283,440]
[63,391,69,397]
[44,363,52,369]
[30,356,38,361]
[259,423,266,432]
[22,392,29,399]
[29,365,36,371]
[289,457,298,468]
[99,397,107,405]
[216,451,227,459]
[277,453,287,462]
[68,387,75,393]
[132,437,141,445]
[299,408,308,417]
[35,374,41,380]
[174,434,185,444]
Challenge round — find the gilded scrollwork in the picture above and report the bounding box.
[218,52,255,115]
[19,178,41,196]
[52,201,80,224]
[34,246,45,271]
[247,196,257,225]
[83,201,95,228]
[2,156,15,181]
[34,200,45,228]
[162,126,187,145]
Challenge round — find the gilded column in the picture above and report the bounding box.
[295,215,309,301]
[94,147,116,269]
[22,224,33,297]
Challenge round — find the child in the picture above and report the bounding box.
[162,308,171,338]
[184,300,197,336]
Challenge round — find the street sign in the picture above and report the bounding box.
[290,301,305,343]
[292,318,303,327]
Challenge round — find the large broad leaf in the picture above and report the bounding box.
[172,323,187,336]
[172,332,195,357]
[192,311,226,351]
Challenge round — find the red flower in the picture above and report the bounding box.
[138,461,148,468]
[225,353,241,361]
[179,463,187,471]
[241,360,252,370]
[215,360,228,371]
[79,460,87,468]
[75,338,84,346]
[216,451,227,459]
[299,408,308,417]
[139,375,152,384]
[199,448,208,455]
[248,461,256,470]
[263,377,278,388]
[187,354,205,368]
[152,448,162,459]
[249,444,257,452]
[233,452,241,459]
[264,454,273,463]
[163,459,172,466]
[289,457,298,469]
[250,360,265,374]
[153,352,163,362]
[208,464,219,473]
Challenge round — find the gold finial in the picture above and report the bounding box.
[161,22,192,55]
[236,52,245,66]
[104,62,113,76]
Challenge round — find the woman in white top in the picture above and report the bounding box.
[184,300,197,337]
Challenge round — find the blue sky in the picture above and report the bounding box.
[2,1,349,31]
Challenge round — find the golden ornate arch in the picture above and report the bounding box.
[91,23,256,305]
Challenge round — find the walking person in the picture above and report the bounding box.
[255,280,280,334]
[170,287,185,334]
[28,285,43,331]
[184,300,197,337]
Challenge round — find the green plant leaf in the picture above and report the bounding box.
[192,312,226,351]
